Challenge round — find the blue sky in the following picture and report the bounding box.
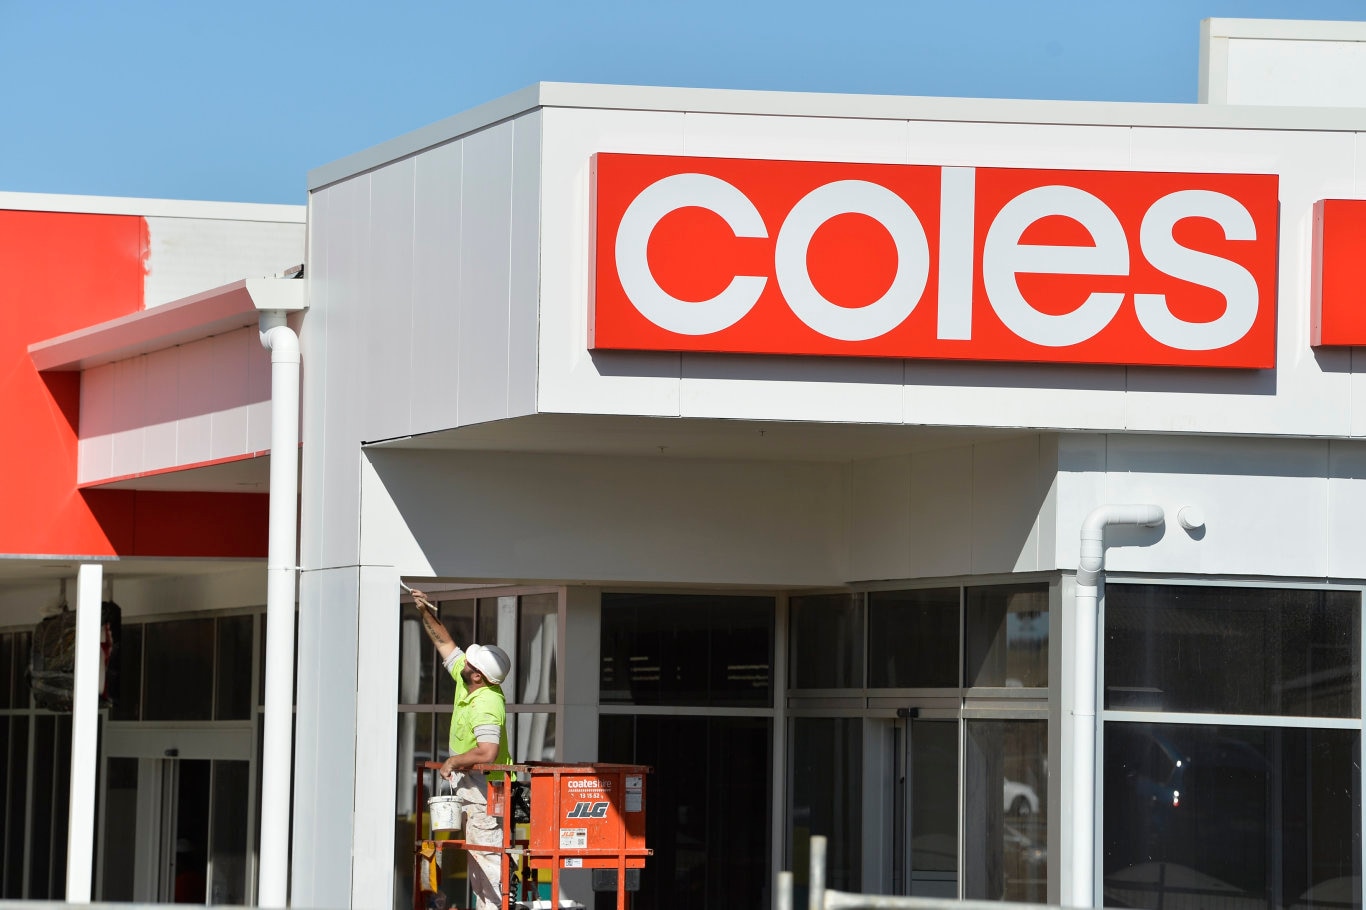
[1,1,1363,204]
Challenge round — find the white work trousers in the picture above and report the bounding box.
[453,772,502,910]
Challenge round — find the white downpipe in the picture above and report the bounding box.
[65,563,103,902]
[1071,503,1164,907]
[258,313,300,908]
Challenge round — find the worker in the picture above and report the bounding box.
[411,589,513,910]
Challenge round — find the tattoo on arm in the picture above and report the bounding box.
[418,603,451,646]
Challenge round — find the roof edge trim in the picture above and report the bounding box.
[307,80,1366,192]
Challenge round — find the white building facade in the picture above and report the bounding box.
[3,17,1366,910]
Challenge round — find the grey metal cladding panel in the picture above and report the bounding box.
[508,112,542,418]
[360,159,417,442]
[316,175,371,569]
[456,121,516,428]
[410,141,464,433]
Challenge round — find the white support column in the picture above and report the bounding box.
[65,562,103,902]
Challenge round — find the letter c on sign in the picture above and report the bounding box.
[615,173,769,335]
[775,180,930,342]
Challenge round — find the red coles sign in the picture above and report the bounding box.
[590,153,1280,368]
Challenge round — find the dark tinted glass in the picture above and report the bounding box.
[214,616,253,720]
[5,718,28,898]
[789,594,863,689]
[143,619,214,721]
[0,635,11,708]
[110,624,142,720]
[790,718,862,893]
[13,633,30,709]
[966,584,1048,688]
[1106,585,1360,717]
[868,588,959,688]
[600,594,773,707]
[100,757,138,900]
[1105,721,1361,908]
[598,714,772,910]
[28,715,54,898]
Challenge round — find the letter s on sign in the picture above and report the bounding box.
[1136,190,1260,351]
[614,173,769,335]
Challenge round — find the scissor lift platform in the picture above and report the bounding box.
[414,761,651,910]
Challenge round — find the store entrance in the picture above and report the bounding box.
[885,715,958,898]
[98,729,254,904]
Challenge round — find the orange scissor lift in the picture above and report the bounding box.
[415,761,652,910]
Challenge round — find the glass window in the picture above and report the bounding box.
[789,594,863,689]
[436,600,474,708]
[510,711,556,763]
[0,634,11,708]
[209,760,250,904]
[869,588,959,688]
[214,616,253,720]
[517,594,557,705]
[143,619,214,721]
[13,632,30,710]
[964,719,1048,903]
[1104,721,1361,908]
[100,757,138,901]
[965,584,1049,688]
[599,714,772,910]
[600,594,773,707]
[4,717,28,898]
[110,624,141,721]
[1106,585,1361,717]
[790,717,863,894]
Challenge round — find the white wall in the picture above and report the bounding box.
[302,113,542,572]
[77,326,273,483]
[360,448,848,587]
[846,434,1057,581]
[1054,433,1366,580]
[1202,18,1366,107]
[145,216,304,308]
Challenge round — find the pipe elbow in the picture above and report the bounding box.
[259,322,300,364]
[1077,503,1165,587]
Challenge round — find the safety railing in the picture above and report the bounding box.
[778,835,1071,910]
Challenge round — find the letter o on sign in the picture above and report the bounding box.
[615,173,769,335]
[775,180,930,341]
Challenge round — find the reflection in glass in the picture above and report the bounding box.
[436,601,474,708]
[6,717,29,898]
[869,589,959,688]
[209,760,250,904]
[1104,722,1361,909]
[0,635,11,708]
[510,711,556,763]
[966,584,1048,688]
[517,594,558,705]
[789,594,863,689]
[1106,585,1361,716]
[791,718,863,893]
[964,719,1047,903]
[144,619,214,721]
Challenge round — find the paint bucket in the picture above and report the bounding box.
[428,779,462,833]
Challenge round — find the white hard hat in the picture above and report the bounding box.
[466,644,511,685]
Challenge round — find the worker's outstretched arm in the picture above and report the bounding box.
[410,590,457,661]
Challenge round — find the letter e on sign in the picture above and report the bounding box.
[591,153,1279,368]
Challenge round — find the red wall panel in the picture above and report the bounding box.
[0,209,267,559]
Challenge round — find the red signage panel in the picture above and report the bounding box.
[591,154,1280,368]
[1310,198,1366,347]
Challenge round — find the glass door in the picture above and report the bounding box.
[888,715,958,898]
[97,727,254,904]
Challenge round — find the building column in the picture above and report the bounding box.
[65,562,103,902]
